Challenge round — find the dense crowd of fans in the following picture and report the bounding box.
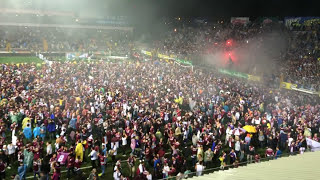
[153,22,319,91]
[0,26,131,55]
[0,20,319,180]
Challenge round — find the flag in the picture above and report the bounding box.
[57,152,69,165]
[6,42,11,52]
[43,39,48,52]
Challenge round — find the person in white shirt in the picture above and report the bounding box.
[113,168,121,180]
[162,163,170,178]
[146,171,152,180]
[138,160,145,175]
[46,142,52,156]
[195,161,204,176]
[89,147,98,169]
[225,126,232,144]
[110,144,118,164]
[7,142,15,168]
[235,112,240,120]
[113,160,121,180]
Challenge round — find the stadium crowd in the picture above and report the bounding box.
[0,20,319,180]
[0,27,131,55]
[153,21,320,91]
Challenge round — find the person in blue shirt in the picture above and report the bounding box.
[47,120,56,140]
[23,124,32,140]
[154,156,161,170]
[18,162,27,180]
[153,155,161,176]
[33,124,40,138]
[39,124,46,141]
[101,144,107,155]
[211,140,216,151]
[223,104,229,112]
[275,147,282,159]
[69,118,77,130]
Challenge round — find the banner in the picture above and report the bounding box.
[247,74,261,82]
[285,17,320,27]
[284,17,302,27]
[141,50,152,56]
[231,17,250,25]
[280,81,319,95]
[158,53,171,59]
[57,152,69,165]
[218,69,248,79]
[218,69,261,82]
[141,50,193,66]
[107,56,128,60]
[66,52,88,60]
[280,82,297,90]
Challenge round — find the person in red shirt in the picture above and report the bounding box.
[255,154,261,163]
[265,147,274,159]
[168,164,176,176]
[33,148,41,160]
[18,150,24,164]
[0,159,6,180]
[51,168,59,180]
[74,157,82,173]
[33,159,41,179]
[98,152,107,177]
[158,148,165,160]
[66,153,75,179]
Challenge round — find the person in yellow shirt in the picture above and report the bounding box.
[22,117,31,129]
[58,99,63,106]
[75,140,84,162]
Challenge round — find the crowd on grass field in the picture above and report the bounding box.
[0,21,319,180]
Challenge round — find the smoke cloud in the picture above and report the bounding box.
[202,29,289,75]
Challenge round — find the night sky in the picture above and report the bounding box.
[2,0,319,18]
[118,0,320,18]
